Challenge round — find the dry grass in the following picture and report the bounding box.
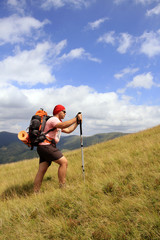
[0,125,160,239]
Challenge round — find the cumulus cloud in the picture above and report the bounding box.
[140,30,160,57]
[86,17,109,30]
[7,0,26,14]
[41,0,92,9]
[97,31,115,45]
[0,83,29,108]
[114,0,160,16]
[0,39,101,86]
[0,84,160,135]
[0,15,49,45]
[146,3,160,16]
[114,0,159,5]
[98,29,160,57]
[114,67,139,79]
[117,72,158,94]
[97,31,133,54]
[0,42,56,86]
[113,0,126,4]
[127,72,155,89]
[117,33,133,54]
[0,83,31,132]
[58,47,101,63]
[135,0,159,5]
[52,39,67,56]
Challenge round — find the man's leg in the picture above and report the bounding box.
[55,156,68,187]
[34,161,49,193]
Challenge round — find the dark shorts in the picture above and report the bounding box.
[37,144,63,166]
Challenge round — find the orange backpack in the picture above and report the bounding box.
[28,109,55,150]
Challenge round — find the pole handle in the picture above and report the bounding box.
[80,120,82,135]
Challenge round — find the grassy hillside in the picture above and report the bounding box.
[0,125,160,240]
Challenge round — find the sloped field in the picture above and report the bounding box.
[0,125,160,240]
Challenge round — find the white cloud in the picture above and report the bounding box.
[86,17,109,30]
[117,87,127,94]
[0,83,31,133]
[114,67,139,79]
[58,47,101,63]
[127,72,154,89]
[146,3,160,16]
[140,30,160,57]
[0,39,101,86]
[0,15,49,45]
[0,84,160,135]
[41,0,65,9]
[97,32,133,53]
[114,0,159,5]
[7,0,26,14]
[97,31,115,45]
[113,0,126,4]
[135,0,159,5]
[41,0,92,9]
[98,29,160,57]
[117,33,133,54]
[118,71,160,93]
[0,42,56,86]
[114,0,160,17]
[0,83,29,108]
[52,39,67,56]
[60,48,85,60]
[97,31,133,54]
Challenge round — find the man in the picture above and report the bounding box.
[34,104,82,192]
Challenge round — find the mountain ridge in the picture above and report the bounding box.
[0,131,128,164]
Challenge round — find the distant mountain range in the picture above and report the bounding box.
[0,131,128,164]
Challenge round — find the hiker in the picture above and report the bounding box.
[33,105,82,192]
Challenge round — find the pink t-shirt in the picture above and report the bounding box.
[39,116,61,145]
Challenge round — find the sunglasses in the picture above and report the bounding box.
[62,110,66,114]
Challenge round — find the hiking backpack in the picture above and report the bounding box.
[28,109,55,150]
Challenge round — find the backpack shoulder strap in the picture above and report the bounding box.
[43,116,57,135]
[44,127,56,135]
[41,115,48,132]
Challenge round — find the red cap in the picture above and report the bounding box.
[53,105,65,115]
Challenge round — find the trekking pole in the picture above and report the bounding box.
[80,119,85,182]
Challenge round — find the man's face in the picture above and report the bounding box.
[59,109,66,119]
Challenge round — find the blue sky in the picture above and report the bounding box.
[0,0,160,135]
